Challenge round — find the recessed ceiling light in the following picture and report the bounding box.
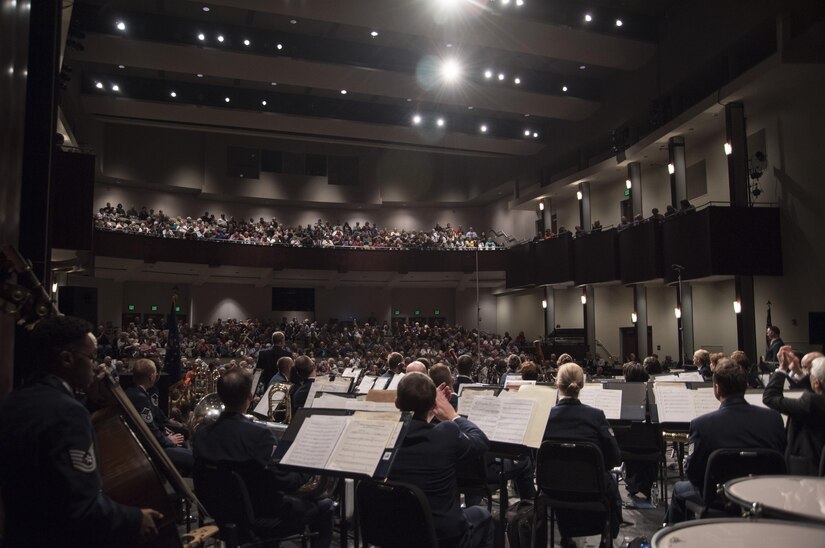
[524,129,530,136]
[412,114,422,125]
[406,98,412,102]
[524,113,530,117]
[532,132,538,138]
[579,65,587,70]
[217,35,224,43]
[197,33,205,41]
[498,73,505,81]
[562,85,568,92]
[289,19,297,24]
[276,43,283,50]
[115,21,126,31]
[514,77,521,85]
[484,69,493,79]
[446,43,453,48]
[501,0,510,5]
[584,13,592,22]
[516,0,524,5]
[440,57,462,83]
[117,64,125,69]
[480,124,488,133]
[170,91,177,97]
[95,81,103,89]
[270,82,277,86]
[197,73,203,78]
[370,30,378,37]
[261,100,267,106]
[615,19,623,27]
[202,6,210,12]
[340,89,347,94]
[224,96,230,102]
[467,106,473,110]
[243,39,250,46]
[436,118,445,127]
[111,84,119,91]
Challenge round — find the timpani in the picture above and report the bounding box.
[724,475,825,525]
[652,518,825,547]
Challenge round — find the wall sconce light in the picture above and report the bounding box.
[542,299,548,309]
[667,163,675,175]
[724,142,733,156]
[539,201,545,211]
[51,282,58,293]
[576,190,583,200]
[580,290,587,305]
[733,300,742,314]
[625,179,632,189]
[674,306,682,319]
[631,311,638,323]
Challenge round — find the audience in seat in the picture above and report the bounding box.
[762,347,825,475]
[192,369,333,548]
[389,373,494,548]
[664,358,786,525]
[542,363,623,547]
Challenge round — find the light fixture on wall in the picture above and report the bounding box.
[580,289,587,305]
[733,299,742,314]
[576,190,583,200]
[631,311,638,323]
[51,282,58,293]
[542,299,547,309]
[625,179,632,189]
[674,306,682,319]
[539,201,545,211]
[724,142,733,156]
[667,163,675,175]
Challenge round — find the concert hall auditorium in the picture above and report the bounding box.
[3,1,825,547]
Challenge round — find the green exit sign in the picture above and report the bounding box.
[151,305,158,311]
[394,309,400,316]
[434,309,441,316]
[414,309,421,316]
[175,306,181,312]
[128,305,135,311]
[623,189,631,197]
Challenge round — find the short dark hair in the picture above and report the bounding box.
[30,315,93,368]
[417,357,431,370]
[729,350,751,373]
[293,355,315,382]
[277,356,293,375]
[643,356,662,375]
[768,325,780,336]
[457,354,473,375]
[217,368,252,409]
[387,352,404,373]
[429,364,452,389]
[506,354,521,371]
[624,362,649,383]
[396,372,436,420]
[520,361,538,381]
[713,358,748,398]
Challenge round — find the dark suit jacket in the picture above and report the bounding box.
[256,346,291,394]
[763,371,825,475]
[686,395,786,489]
[290,378,314,415]
[192,411,307,515]
[453,375,474,394]
[389,417,489,541]
[542,398,621,468]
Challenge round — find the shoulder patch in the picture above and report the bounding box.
[150,393,159,407]
[140,407,154,423]
[69,442,97,473]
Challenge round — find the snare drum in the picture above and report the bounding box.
[724,475,825,525]
[652,518,825,547]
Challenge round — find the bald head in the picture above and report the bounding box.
[802,352,824,373]
[406,361,427,374]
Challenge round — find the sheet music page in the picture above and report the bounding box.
[341,367,359,378]
[327,413,400,476]
[512,385,557,448]
[653,385,696,423]
[577,385,602,408]
[743,393,767,409]
[678,372,705,382]
[356,375,377,394]
[372,376,390,391]
[304,377,351,409]
[594,389,623,420]
[387,373,405,390]
[492,398,534,444]
[280,415,348,469]
[467,396,502,440]
[652,375,680,382]
[311,393,352,410]
[692,388,719,417]
[457,387,497,415]
[457,383,487,397]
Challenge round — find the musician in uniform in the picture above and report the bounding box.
[192,368,333,547]
[0,315,162,547]
[125,358,194,476]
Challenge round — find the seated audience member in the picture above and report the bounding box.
[126,359,193,476]
[650,208,663,222]
[542,363,622,546]
[389,373,493,548]
[289,355,317,415]
[499,354,522,386]
[678,199,694,212]
[193,369,333,547]
[453,353,475,393]
[269,355,293,386]
[591,220,603,232]
[623,364,656,498]
[665,359,786,524]
[643,356,663,375]
[762,347,825,475]
[664,205,677,217]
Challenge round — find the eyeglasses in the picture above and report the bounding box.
[71,350,98,362]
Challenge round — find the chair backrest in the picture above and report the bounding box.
[455,454,491,489]
[819,446,825,477]
[613,422,664,456]
[192,461,257,541]
[702,448,787,504]
[356,480,439,548]
[535,440,606,503]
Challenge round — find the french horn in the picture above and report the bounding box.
[189,392,224,433]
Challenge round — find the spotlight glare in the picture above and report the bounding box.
[224,96,230,102]
[498,72,505,81]
[170,91,176,97]
[95,81,103,89]
[202,6,210,11]
[276,43,283,50]
[626,179,632,189]
[724,142,733,155]
[197,32,205,41]
[340,89,347,94]
[516,0,524,5]
[290,19,297,24]
[243,39,250,46]
[524,129,530,136]
[436,117,445,127]
[533,132,538,138]
[370,30,378,37]
[261,100,267,106]
[667,163,675,175]
[576,190,583,200]
[501,0,510,5]
[440,57,462,83]
[674,306,682,319]
[111,84,119,91]
[217,35,224,43]
[514,77,521,85]
[480,124,487,133]
[615,19,623,27]
[584,13,592,22]
[412,114,422,125]
[562,85,568,92]
[484,69,493,79]
[115,21,126,31]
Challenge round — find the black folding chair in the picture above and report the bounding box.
[613,422,667,503]
[456,454,498,513]
[193,460,310,548]
[355,479,439,548]
[532,441,613,548]
[684,448,786,520]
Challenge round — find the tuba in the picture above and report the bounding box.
[266,382,293,424]
[189,393,225,433]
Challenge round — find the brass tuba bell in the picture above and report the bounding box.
[265,382,293,424]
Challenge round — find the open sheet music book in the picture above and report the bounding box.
[387,373,405,390]
[467,385,556,448]
[356,375,378,394]
[457,385,499,415]
[577,385,623,420]
[312,393,398,412]
[278,411,407,478]
[653,385,719,423]
[304,376,353,408]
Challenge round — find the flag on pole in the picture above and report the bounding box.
[765,301,772,350]
[164,295,182,383]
